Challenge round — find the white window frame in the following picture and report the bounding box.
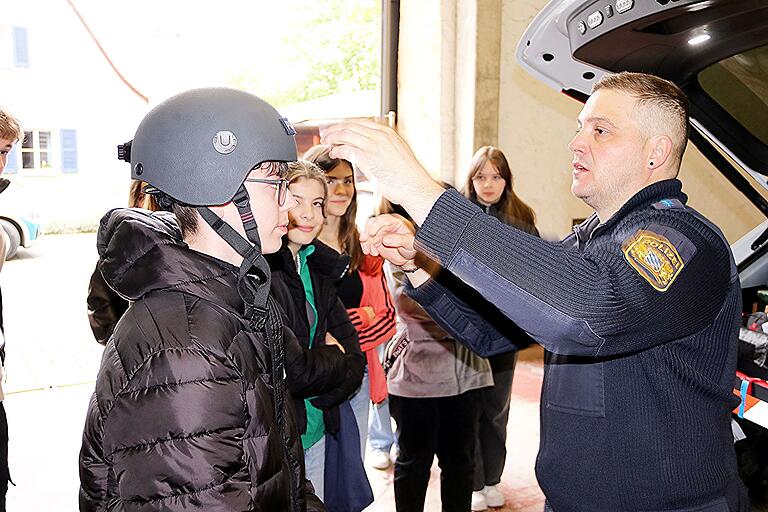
[20,129,59,177]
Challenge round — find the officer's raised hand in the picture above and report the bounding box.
[320,120,444,225]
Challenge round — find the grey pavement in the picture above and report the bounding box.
[3,233,102,394]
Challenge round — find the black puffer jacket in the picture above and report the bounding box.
[86,266,128,345]
[79,209,348,512]
[268,240,365,435]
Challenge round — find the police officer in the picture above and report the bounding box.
[320,72,749,512]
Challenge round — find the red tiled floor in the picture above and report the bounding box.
[364,345,545,511]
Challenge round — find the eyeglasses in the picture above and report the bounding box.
[244,178,290,206]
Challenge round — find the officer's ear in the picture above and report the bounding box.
[646,135,673,172]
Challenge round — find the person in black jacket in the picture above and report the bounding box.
[79,89,348,512]
[268,160,365,499]
[86,180,159,345]
[0,106,23,512]
[322,72,750,512]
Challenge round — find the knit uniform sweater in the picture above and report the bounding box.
[408,180,748,512]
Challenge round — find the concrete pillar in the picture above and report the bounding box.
[454,0,504,187]
[397,0,446,180]
[397,0,503,187]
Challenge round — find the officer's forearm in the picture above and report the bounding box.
[406,275,520,357]
[393,177,444,227]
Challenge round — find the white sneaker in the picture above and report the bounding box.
[471,491,488,511]
[482,484,505,508]
[368,448,392,470]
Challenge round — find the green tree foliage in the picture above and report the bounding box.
[229,0,381,108]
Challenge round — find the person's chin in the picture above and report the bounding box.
[262,236,283,254]
[572,174,590,192]
[327,207,346,217]
[288,232,314,247]
[571,182,588,200]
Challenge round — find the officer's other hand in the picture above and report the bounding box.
[325,332,345,354]
[361,214,417,267]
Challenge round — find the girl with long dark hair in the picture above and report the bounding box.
[462,146,538,511]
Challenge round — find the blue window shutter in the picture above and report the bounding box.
[60,129,78,173]
[13,27,29,68]
[3,145,19,174]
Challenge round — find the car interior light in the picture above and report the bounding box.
[688,33,711,45]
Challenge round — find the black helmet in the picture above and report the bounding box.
[117,87,297,324]
[125,87,297,206]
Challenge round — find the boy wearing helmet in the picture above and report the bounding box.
[79,89,353,512]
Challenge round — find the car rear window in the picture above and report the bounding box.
[698,45,768,147]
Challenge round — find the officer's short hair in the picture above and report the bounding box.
[0,107,23,143]
[592,72,689,170]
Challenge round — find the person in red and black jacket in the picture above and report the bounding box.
[305,144,397,456]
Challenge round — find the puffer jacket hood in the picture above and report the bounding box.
[96,208,244,309]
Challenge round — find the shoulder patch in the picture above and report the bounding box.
[651,198,686,210]
[621,225,695,292]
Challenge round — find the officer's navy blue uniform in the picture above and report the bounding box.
[405,179,748,512]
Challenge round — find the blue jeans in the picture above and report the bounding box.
[369,398,396,451]
[349,370,370,456]
[368,346,397,452]
[304,437,326,501]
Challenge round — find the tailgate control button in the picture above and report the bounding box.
[587,11,604,28]
[616,0,634,13]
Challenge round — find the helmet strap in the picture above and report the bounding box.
[196,184,271,324]
[198,190,301,502]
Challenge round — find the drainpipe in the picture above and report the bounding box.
[381,0,399,124]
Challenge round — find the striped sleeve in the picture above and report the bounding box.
[346,308,365,329]
[348,270,397,352]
